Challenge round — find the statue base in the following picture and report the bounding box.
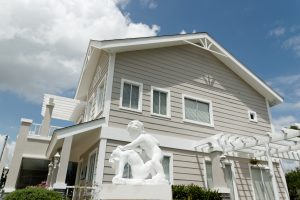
[98,184,172,200]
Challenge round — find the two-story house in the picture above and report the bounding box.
[5,32,298,200]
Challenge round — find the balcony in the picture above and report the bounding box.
[29,123,61,137]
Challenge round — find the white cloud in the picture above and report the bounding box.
[272,115,297,133]
[0,0,159,103]
[269,26,286,37]
[180,30,187,34]
[284,35,300,56]
[140,0,158,9]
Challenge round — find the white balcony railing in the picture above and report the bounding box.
[29,123,61,137]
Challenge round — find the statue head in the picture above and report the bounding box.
[127,120,144,139]
[109,146,122,169]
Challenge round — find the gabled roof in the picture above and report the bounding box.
[75,32,283,106]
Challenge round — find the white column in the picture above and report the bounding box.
[53,136,73,189]
[46,161,53,187]
[265,143,280,200]
[94,139,107,185]
[40,98,54,137]
[4,118,32,192]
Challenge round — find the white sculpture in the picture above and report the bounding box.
[109,120,168,185]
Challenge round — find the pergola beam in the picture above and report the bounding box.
[224,129,300,153]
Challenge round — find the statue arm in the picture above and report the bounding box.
[122,135,144,150]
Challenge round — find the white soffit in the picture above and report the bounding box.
[88,33,283,106]
[41,94,86,122]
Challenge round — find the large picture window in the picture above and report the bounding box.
[151,87,170,117]
[183,95,214,127]
[120,79,143,112]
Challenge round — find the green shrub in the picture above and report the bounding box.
[286,168,300,200]
[172,184,222,200]
[4,187,63,200]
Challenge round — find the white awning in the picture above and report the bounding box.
[41,94,86,122]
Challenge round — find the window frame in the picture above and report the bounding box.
[203,157,238,200]
[85,93,95,122]
[163,152,174,185]
[182,94,214,127]
[150,86,171,118]
[248,110,258,122]
[119,79,143,112]
[86,148,98,185]
[95,75,107,116]
[249,164,275,200]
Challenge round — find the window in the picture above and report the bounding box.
[205,161,213,189]
[251,167,275,200]
[87,150,97,184]
[151,87,170,117]
[96,76,106,115]
[248,110,258,122]
[183,95,213,127]
[224,164,236,200]
[120,79,143,112]
[122,154,173,184]
[85,94,96,121]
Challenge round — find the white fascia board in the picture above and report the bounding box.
[56,118,105,140]
[91,33,207,53]
[75,48,102,101]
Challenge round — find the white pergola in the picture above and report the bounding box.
[41,94,86,122]
[194,126,300,200]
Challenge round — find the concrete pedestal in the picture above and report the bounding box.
[98,184,172,200]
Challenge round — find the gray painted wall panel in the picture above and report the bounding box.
[108,44,272,139]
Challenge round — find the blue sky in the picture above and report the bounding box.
[0,0,299,148]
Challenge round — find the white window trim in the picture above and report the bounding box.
[85,93,95,122]
[86,148,98,185]
[119,79,143,112]
[248,110,258,122]
[182,94,214,127]
[163,152,173,185]
[150,86,171,118]
[248,163,273,200]
[203,157,211,189]
[95,75,107,117]
[203,157,238,200]
[224,160,239,200]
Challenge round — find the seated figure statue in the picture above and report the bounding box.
[109,120,168,185]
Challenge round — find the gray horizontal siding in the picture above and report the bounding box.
[103,140,287,200]
[109,44,271,139]
[103,140,205,186]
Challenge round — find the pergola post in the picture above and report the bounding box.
[265,143,280,200]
